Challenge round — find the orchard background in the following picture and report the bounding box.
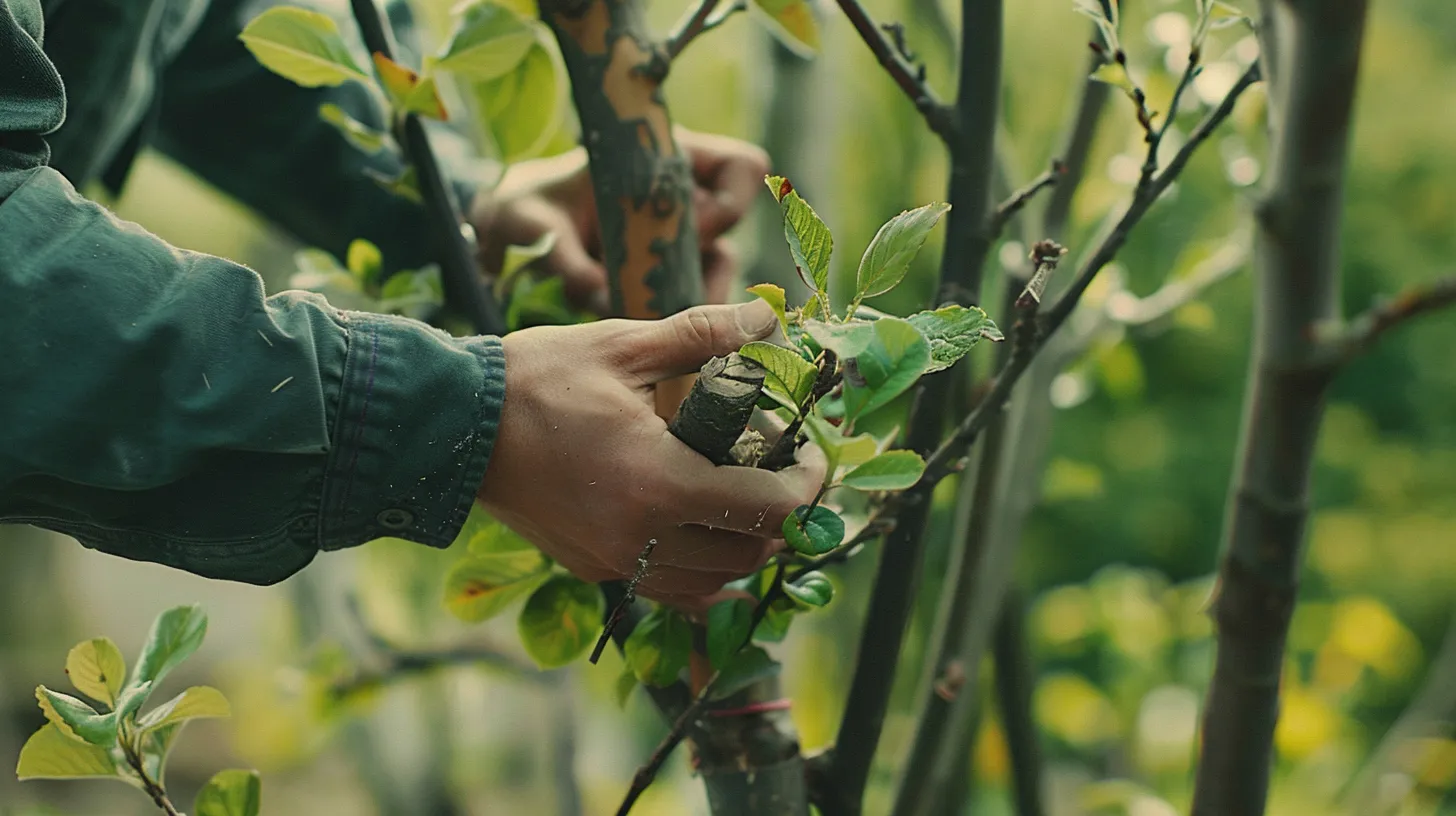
[4,0,1456,813]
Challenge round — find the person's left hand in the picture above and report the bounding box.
[472,127,770,312]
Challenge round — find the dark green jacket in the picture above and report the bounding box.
[1,0,505,584]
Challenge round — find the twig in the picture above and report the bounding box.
[664,0,745,62]
[1103,228,1252,327]
[1140,44,1202,188]
[832,0,956,143]
[1323,276,1456,362]
[121,732,183,816]
[348,0,505,335]
[591,538,658,664]
[616,672,719,816]
[986,162,1064,238]
[329,643,539,700]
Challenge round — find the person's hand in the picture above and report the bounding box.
[478,300,825,611]
[473,127,770,310]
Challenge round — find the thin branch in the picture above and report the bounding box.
[1323,276,1456,361]
[987,161,1065,238]
[831,0,956,143]
[348,0,506,336]
[121,732,183,816]
[1140,45,1203,188]
[1103,227,1252,326]
[664,0,745,62]
[591,538,658,664]
[328,642,540,700]
[993,590,1045,816]
[616,672,719,816]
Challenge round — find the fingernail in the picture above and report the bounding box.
[736,299,777,338]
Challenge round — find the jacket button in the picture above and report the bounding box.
[377,508,414,530]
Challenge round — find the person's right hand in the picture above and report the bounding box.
[477,300,826,610]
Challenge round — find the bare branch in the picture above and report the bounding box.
[987,161,1065,238]
[1324,276,1456,360]
[1104,228,1252,326]
[664,0,745,62]
[832,0,956,143]
[616,673,718,816]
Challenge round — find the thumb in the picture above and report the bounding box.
[626,300,778,383]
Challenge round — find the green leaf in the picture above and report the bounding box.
[346,239,383,288]
[136,686,231,732]
[801,319,877,361]
[132,605,208,690]
[708,646,781,701]
[854,202,951,300]
[783,572,834,608]
[906,304,1003,373]
[748,0,820,57]
[769,181,832,298]
[707,599,755,670]
[114,681,155,725]
[319,103,388,154]
[238,7,371,89]
[436,1,537,80]
[195,769,263,816]
[472,39,564,163]
[35,687,114,746]
[841,317,931,419]
[493,231,558,299]
[739,341,817,407]
[517,575,603,669]
[371,54,448,120]
[136,722,181,784]
[1089,61,1136,97]
[377,266,445,319]
[841,450,926,491]
[65,638,125,708]
[462,514,541,557]
[802,413,879,475]
[755,605,794,643]
[367,165,423,204]
[782,505,845,555]
[614,667,638,709]
[746,283,789,335]
[443,556,550,623]
[623,607,692,687]
[15,725,118,780]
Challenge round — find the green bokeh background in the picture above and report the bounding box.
[3,0,1455,814]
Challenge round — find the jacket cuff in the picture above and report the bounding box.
[319,311,505,551]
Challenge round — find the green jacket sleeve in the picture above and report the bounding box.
[0,0,505,585]
[153,0,480,272]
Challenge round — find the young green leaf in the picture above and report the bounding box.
[840,450,926,491]
[436,1,537,80]
[472,40,565,163]
[443,556,550,623]
[748,0,819,56]
[517,575,603,669]
[803,413,879,475]
[65,638,126,708]
[840,316,932,419]
[493,231,558,298]
[707,599,756,670]
[708,646,781,701]
[854,202,951,301]
[136,686,231,732]
[35,687,114,746]
[906,304,1003,373]
[783,572,834,608]
[624,606,692,687]
[754,604,794,643]
[746,283,789,335]
[739,341,817,407]
[782,505,845,555]
[766,178,833,297]
[195,769,263,816]
[802,319,877,361]
[461,511,541,557]
[367,165,423,204]
[319,103,388,154]
[132,605,208,691]
[238,7,371,89]
[1089,60,1137,98]
[15,725,118,780]
[371,54,447,120]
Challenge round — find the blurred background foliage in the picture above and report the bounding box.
[3,0,1455,813]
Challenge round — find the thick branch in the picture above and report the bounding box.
[1191,3,1370,813]
[348,0,505,336]
[992,591,1045,816]
[832,0,956,143]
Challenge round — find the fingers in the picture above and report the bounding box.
[660,429,827,535]
[678,127,771,244]
[618,300,778,383]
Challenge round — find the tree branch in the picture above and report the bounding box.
[986,161,1064,238]
[992,590,1045,816]
[664,0,745,62]
[831,0,956,143]
[617,675,718,816]
[348,0,505,336]
[1321,276,1456,361]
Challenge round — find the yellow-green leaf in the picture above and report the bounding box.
[436,1,537,80]
[195,769,263,816]
[15,725,118,780]
[517,575,603,669]
[65,637,125,707]
[749,0,820,56]
[740,341,817,408]
[746,283,789,335]
[134,604,208,689]
[239,7,371,89]
[803,413,879,475]
[137,686,231,733]
[35,687,114,746]
[319,103,388,154]
[1089,61,1136,96]
[840,449,926,491]
[472,38,565,163]
[494,231,558,299]
[624,607,692,686]
[444,557,550,623]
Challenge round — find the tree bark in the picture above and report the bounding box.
[1190,2,1370,813]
